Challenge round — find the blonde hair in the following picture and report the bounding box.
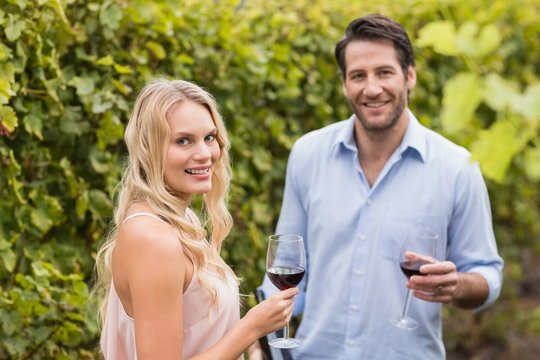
[93,79,235,325]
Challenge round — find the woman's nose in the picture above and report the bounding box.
[192,142,212,160]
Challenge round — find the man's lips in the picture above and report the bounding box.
[363,100,390,108]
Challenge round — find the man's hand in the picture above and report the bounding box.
[408,260,489,308]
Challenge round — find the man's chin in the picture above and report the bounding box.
[356,116,395,132]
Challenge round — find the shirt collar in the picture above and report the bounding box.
[333,114,357,152]
[333,110,428,162]
[400,110,427,163]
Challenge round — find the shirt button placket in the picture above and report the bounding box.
[353,269,364,276]
[346,339,358,347]
[346,232,367,353]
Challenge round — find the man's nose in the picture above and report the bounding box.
[364,77,383,97]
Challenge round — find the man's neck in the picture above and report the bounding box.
[354,114,409,186]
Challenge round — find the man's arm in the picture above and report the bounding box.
[452,272,489,309]
[444,161,504,310]
[410,261,490,309]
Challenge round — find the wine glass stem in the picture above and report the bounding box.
[401,288,412,320]
[283,322,290,340]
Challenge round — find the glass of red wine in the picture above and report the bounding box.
[392,227,438,330]
[266,234,306,348]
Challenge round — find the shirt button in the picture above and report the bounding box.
[346,340,358,347]
[350,304,360,311]
[358,234,367,241]
[366,198,372,205]
[353,269,364,276]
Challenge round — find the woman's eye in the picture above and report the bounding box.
[205,135,216,142]
[176,138,189,145]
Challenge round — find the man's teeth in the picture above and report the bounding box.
[365,101,387,107]
[186,168,209,174]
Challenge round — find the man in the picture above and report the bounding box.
[255,14,503,359]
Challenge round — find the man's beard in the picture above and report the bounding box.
[349,89,408,133]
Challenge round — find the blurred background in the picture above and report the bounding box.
[0,0,539,358]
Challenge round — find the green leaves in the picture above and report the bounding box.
[88,189,113,219]
[471,119,527,182]
[419,15,537,185]
[29,190,65,235]
[0,78,14,104]
[441,72,483,133]
[475,24,501,58]
[4,14,25,42]
[417,21,457,56]
[513,83,540,121]
[70,76,95,97]
[0,0,538,357]
[0,260,92,358]
[0,105,17,135]
[0,238,16,272]
[417,20,501,58]
[99,2,123,32]
[482,73,520,112]
[524,146,540,181]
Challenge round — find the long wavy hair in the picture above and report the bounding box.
[93,79,235,325]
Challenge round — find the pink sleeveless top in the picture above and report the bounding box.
[100,213,242,359]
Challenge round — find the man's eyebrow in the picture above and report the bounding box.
[376,65,396,70]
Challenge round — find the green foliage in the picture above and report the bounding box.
[0,0,538,357]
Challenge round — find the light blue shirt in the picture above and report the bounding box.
[261,111,503,359]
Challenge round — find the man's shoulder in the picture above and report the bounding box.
[293,119,349,151]
[424,127,471,162]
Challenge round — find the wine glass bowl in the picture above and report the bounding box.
[392,227,438,330]
[267,265,305,290]
[400,252,437,279]
[266,234,306,348]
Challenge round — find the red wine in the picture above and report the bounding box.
[267,266,305,290]
[400,260,432,279]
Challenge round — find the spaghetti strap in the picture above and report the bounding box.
[123,212,167,225]
[185,208,198,224]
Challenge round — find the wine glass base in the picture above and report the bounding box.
[269,337,301,349]
[390,316,419,330]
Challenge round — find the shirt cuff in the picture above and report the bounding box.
[467,266,503,313]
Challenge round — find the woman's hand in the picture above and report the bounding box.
[244,287,299,338]
[187,287,299,360]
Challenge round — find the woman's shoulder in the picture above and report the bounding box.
[112,204,187,304]
[117,205,181,255]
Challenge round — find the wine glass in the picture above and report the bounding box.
[391,227,438,330]
[266,234,306,349]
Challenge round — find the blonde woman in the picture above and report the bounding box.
[94,79,297,359]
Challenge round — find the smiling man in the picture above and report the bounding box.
[255,14,504,360]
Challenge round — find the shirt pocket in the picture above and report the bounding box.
[377,206,439,263]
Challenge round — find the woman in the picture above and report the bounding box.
[94,79,297,359]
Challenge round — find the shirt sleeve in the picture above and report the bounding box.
[448,161,504,312]
[259,142,308,316]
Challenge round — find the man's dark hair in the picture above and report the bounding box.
[335,14,415,78]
